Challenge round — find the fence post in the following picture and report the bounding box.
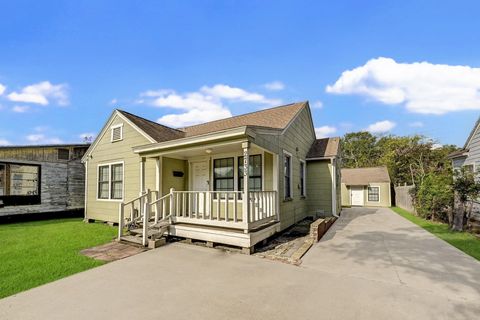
[118,203,124,240]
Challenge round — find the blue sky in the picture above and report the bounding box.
[1,0,479,147]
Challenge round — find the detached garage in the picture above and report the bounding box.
[341,166,391,207]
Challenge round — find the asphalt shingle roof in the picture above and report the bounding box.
[341,166,391,185]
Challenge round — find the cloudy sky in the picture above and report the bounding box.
[1,1,479,146]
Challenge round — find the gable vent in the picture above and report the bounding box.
[111,125,123,142]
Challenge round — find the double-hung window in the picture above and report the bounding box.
[98,163,123,200]
[213,158,234,191]
[238,155,262,192]
[368,186,380,202]
[284,152,292,199]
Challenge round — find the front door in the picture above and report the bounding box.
[191,161,209,214]
[351,187,364,206]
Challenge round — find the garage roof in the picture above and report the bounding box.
[341,166,391,185]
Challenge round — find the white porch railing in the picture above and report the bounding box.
[118,188,278,245]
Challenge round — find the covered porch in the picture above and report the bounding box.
[118,128,281,249]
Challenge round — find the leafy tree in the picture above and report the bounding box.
[341,132,379,168]
[415,173,453,222]
[452,167,480,231]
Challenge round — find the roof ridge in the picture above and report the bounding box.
[180,101,308,130]
[117,109,185,133]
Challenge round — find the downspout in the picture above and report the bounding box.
[331,158,339,217]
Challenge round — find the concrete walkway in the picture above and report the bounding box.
[1,207,480,319]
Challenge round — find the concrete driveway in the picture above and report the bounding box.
[1,207,480,320]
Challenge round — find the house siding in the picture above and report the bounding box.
[85,115,156,222]
[306,160,333,216]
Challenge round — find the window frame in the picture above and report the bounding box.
[110,124,124,142]
[367,186,380,203]
[238,154,263,192]
[300,159,306,197]
[213,157,235,192]
[96,161,124,201]
[283,150,293,200]
[0,161,41,206]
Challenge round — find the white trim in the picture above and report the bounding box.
[299,159,306,197]
[81,110,157,162]
[282,150,293,200]
[96,160,125,202]
[84,160,88,220]
[350,186,365,206]
[133,127,250,154]
[331,158,339,217]
[110,123,124,142]
[367,185,381,203]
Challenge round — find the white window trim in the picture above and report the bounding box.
[207,151,265,192]
[367,185,381,203]
[283,150,293,200]
[96,161,124,202]
[300,159,306,197]
[110,123,124,142]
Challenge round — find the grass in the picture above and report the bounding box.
[0,218,117,299]
[392,206,480,261]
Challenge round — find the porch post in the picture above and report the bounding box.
[242,141,250,231]
[156,156,162,195]
[273,153,280,221]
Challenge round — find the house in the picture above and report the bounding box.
[341,166,391,207]
[0,144,89,218]
[82,101,341,252]
[449,117,480,231]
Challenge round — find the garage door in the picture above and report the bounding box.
[351,187,364,206]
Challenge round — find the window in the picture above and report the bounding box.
[111,124,123,142]
[300,160,306,197]
[0,162,41,206]
[98,163,123,200]
[284,152,292,199]
[368,186,380,202]
[238,155,262,191]
[213,158,234,191]
[57,148,70,160]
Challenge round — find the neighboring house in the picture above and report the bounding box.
[0,144,89,217]
[82,101,341,251]
[449,117,480,230]
[341,166,391,207]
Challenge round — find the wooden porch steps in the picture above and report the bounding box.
[119,235,144,245]
[121,220,171,247]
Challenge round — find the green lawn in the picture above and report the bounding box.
[392,206,480,261]
[0,218,117,298]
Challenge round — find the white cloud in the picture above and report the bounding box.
[12,105,30,113]
[0,139,10,146]
[7,81,69,106]
[26,134,63,144]
[315,125,337,138]
[365,120,396,133]
[312,100,323,109]
[0,84,6,95]
[263,81,285,91]
[409,121,424,128]
[79,132,96,142]
[110,98,118,105]
[326,57,480,115]
[139,84,282,127]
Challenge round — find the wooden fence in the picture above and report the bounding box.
[394,185,416,213]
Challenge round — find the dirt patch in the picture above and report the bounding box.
[81,241,147,262]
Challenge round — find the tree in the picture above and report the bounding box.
[452,167,480,231]
[341,132,379,168]
[415,173,453,222]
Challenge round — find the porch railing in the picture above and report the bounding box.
[118,188,278,244]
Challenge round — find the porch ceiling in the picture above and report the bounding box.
[140,139,267,160]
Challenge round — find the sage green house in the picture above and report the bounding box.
[82,101,341,251]
[341,166,391,207]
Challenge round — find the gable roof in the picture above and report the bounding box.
[463,116,480,149]
[181,101,307,137]
[306,137,340,159]
[117,110,185,142]
[341,166,391,185]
